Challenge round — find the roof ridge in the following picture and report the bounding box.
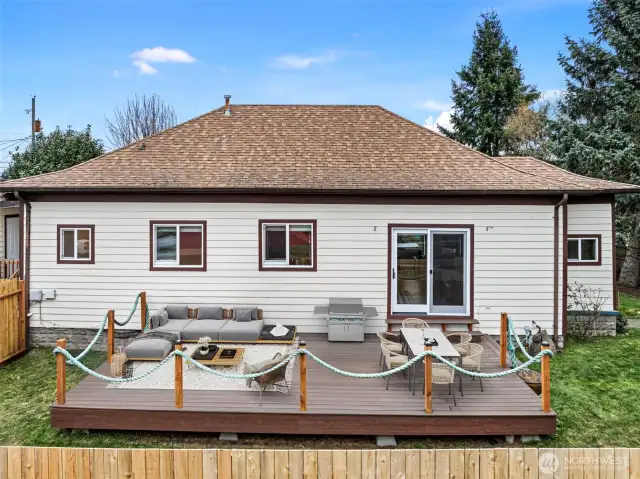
[1,106,226,185]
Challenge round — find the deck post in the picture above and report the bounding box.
[299,341,307,411]
[140,291,147,332]
[541,342,551,412]
[107,310,115,364]
[500,312,508,368]
[424,341,433,414]
[175,342,183,409]
[56,339,67,405]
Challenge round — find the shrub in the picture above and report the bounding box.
[566,282,609,341]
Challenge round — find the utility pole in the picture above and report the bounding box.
[31,96,36,147]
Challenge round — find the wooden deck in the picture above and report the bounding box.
[52,334,556,437]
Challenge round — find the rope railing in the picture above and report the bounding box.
[53,324,553,414]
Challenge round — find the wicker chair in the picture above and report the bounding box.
[458,342,484,392]
[445,331,472,354]
[380,342,409,390]
[377,332,403,367]
[432,363,457,406]
[401,318,428,329]
[244,352,290,405]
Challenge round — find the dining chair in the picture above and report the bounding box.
[380,342,409,390]
[432,363,457,406]
[444,331,472,354]
[401,318,428,329]
[377,332,403,367]
[458,342,484,392]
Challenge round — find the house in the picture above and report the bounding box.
[0,196,20,279]
[0,99,637,344]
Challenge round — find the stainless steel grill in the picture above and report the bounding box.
[313,298,378,342]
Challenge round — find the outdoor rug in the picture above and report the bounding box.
[108,340,298,393]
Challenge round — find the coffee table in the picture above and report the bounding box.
[190,346,246,367]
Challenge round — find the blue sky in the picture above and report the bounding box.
[1,0,591,167]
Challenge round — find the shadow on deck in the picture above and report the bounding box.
[51,334,556,437]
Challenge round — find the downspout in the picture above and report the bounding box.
[553,194,568,344]
[14,191,31,349]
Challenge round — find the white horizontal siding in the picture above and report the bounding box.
[28,202,558,335]
[567,203,614,310]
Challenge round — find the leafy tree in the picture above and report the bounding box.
[1,126,105,180]
[105,93,177,148]
[547,0,640,287]
[439,10,540,156]
[504,102,553,159]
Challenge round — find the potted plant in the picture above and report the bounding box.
[197,336,211,356]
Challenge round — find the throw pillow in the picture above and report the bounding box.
[166,304,189,320]
[197,306,223,320]
[235,308,253,322]
[234,307,258,321]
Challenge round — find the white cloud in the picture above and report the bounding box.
[539,89,563,102]
[424,110,453,132]
[418,99,452,111]
[273,50,337,70]
[130,47,196,75]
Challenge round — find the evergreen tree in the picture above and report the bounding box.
[2,126,104,180]
[439,10,540,156]
[548,0,640,287]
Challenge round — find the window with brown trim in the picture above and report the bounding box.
[567,234,601,266]
[258,220,317,271]
[150,221,207,271]
[57,225,95,264]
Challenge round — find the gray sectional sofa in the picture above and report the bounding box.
[152,304,264,342]
[123,304,266,361]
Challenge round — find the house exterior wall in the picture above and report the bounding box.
[567,202,615,311]
[27,201,564,336]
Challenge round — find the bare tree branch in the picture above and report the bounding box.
[105,94,177,148]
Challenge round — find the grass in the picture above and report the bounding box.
[1,333,639,448]
[618,292,640,319]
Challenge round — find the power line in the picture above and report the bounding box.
[0,138,27,153]
[0,136,29,144]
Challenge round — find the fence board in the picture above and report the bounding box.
[420,450,436,479]
[304,450,318,479]
[245,450,260,479]
[0,279,24,365]
[0,447,638,478]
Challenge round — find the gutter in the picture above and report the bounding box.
[14,191,31,349]
[553,194,568,343]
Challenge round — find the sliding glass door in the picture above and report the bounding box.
[391,227,470,316]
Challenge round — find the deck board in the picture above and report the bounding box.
[52,334,555,436]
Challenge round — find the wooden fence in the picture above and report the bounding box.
[0,447,638,478]
[0,278,26,365]
[0,259,19,280]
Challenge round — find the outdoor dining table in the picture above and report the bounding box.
[400,328,461,395]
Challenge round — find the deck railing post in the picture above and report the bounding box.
[140,292,147,332]
[56,339,67,405]
[175,342,183,409]
[500,312,508,368]
[107,310,115,364]
[299,341,307,411]
[541,342,551,412]
[424,341,433,414]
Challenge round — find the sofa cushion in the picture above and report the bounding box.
[124,338,172,360]
[165,304,189,320]
[181,320,228,341]
[219,320,264,341]
[234,307,258,321]
[235,308,253,322]
[154,320,192,337]
[197,306,223,321]
[150,311,169,329]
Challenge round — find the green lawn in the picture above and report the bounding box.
[1,333,639,448]
[618,292,640,319]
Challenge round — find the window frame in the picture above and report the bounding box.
[258,219,317,271]
[57,224,95,264]
[567,234,602,266]
[149,220,207,272]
